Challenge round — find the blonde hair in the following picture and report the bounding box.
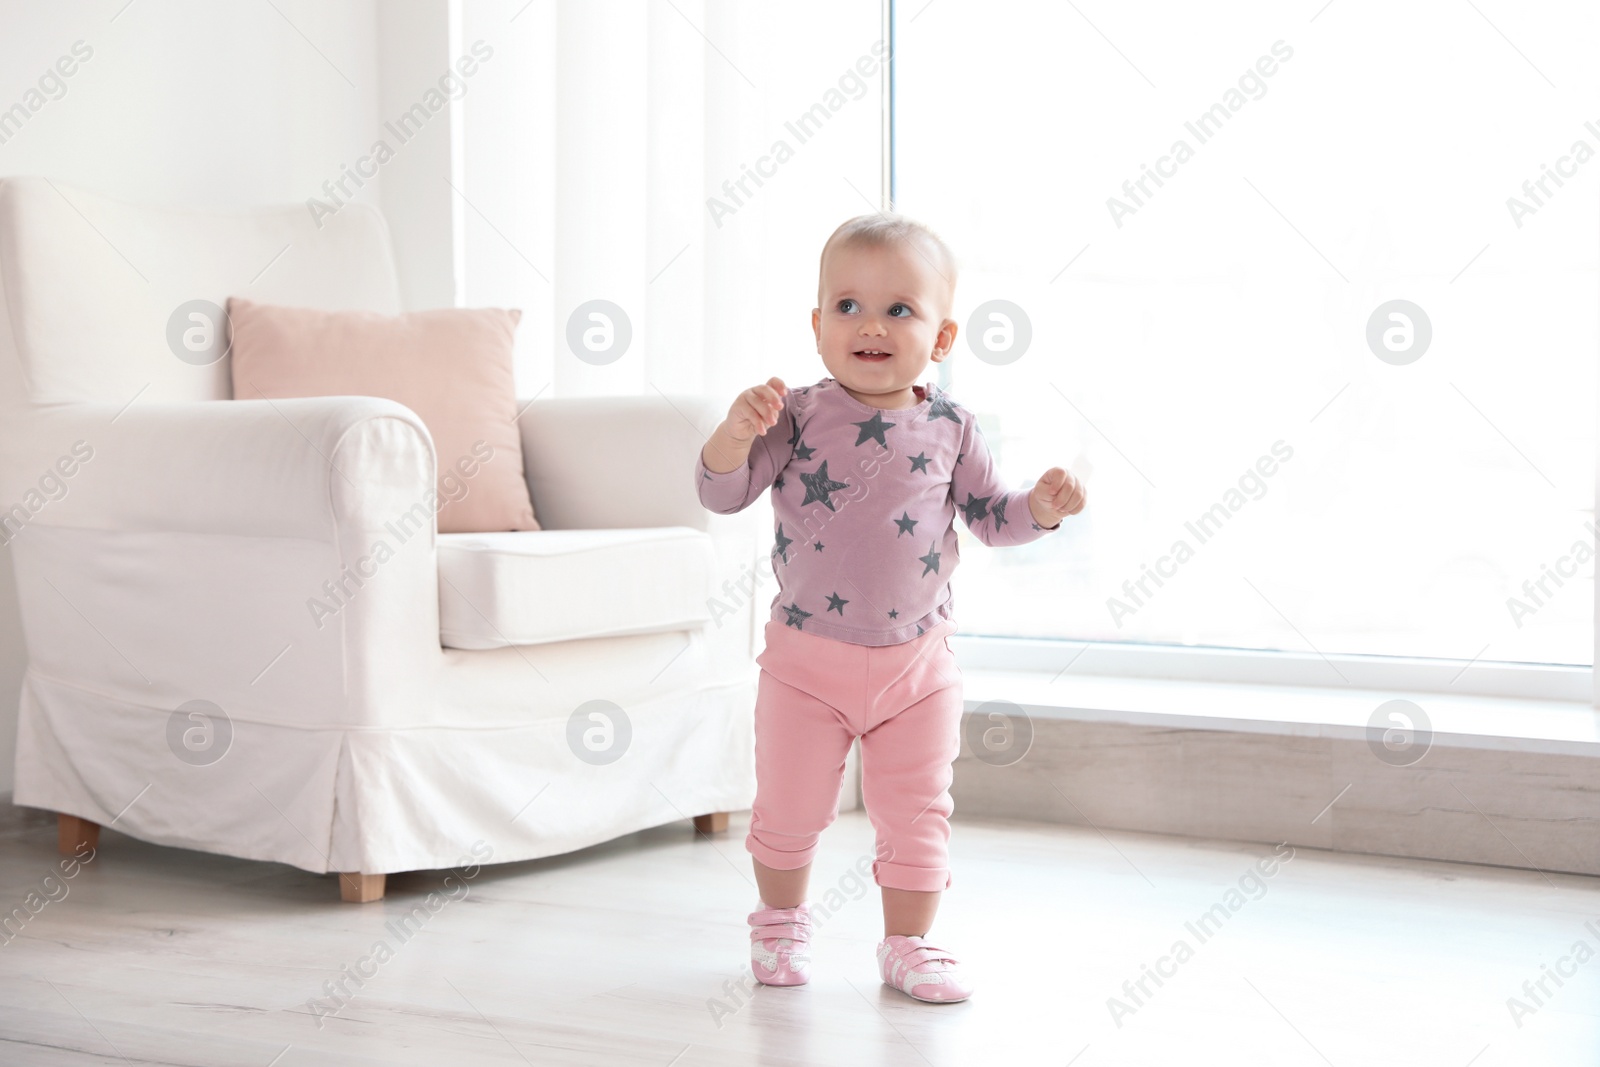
[817,213,958,312]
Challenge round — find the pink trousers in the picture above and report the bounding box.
[746,616,964,893]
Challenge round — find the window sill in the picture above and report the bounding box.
[956,663,1600,758]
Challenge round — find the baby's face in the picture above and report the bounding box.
[812,239,957,405]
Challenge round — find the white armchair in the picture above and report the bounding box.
[0,177,760,901]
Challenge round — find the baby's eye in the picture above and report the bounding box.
[889,303,913,318]
[837,299,858,314]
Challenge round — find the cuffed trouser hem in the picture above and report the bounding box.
[874,859,952,893]
[746,834,818,872]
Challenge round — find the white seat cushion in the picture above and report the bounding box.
[437,527,716,649]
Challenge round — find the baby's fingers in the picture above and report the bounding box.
[747,386,785,429]
[1037,468,1086,515]
[1055,473,1087,515]
[737,395,778,435]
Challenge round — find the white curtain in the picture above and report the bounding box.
[455,0,886,404]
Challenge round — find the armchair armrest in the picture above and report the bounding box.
[2,396,433,540]
[2,396,441,729]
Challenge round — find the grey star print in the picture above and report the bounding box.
[852,411,895,448]
[919,540,941,577]
[773,523,794,563]
[799,460,850,511]
[925,392,962,425]
[958,492,990,525]
[826,592,848,615]
[782,602,813,629]
[908,452,932,474]
[893,512,918,537]
[786,416,809,450]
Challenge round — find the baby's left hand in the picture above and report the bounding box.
[1028,467,1086,529]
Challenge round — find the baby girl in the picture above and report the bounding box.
[694,214,1086,1003]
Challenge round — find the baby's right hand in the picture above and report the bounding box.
[725,377,788,443]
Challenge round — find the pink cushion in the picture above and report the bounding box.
[226,297,540,534]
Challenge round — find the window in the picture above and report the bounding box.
[893,1,1596,674]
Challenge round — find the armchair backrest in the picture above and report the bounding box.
[0,176,402,412]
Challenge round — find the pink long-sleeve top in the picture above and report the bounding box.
[694,376,1061,646]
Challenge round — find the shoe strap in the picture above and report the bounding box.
[750,905,813,944]
[888,939,959,969]
[752,919,812,944]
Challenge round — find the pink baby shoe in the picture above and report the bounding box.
[748,900,813,986]
[877,935,973,1003]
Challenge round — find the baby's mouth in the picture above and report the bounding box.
[854,349,893,362]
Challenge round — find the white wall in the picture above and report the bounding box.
[0,0,455,794]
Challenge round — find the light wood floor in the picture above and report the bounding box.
[1,801,1596,1065]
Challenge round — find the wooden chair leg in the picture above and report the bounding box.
[58,814,100,856]
[693,812,729,835]
[338,872,386,903]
